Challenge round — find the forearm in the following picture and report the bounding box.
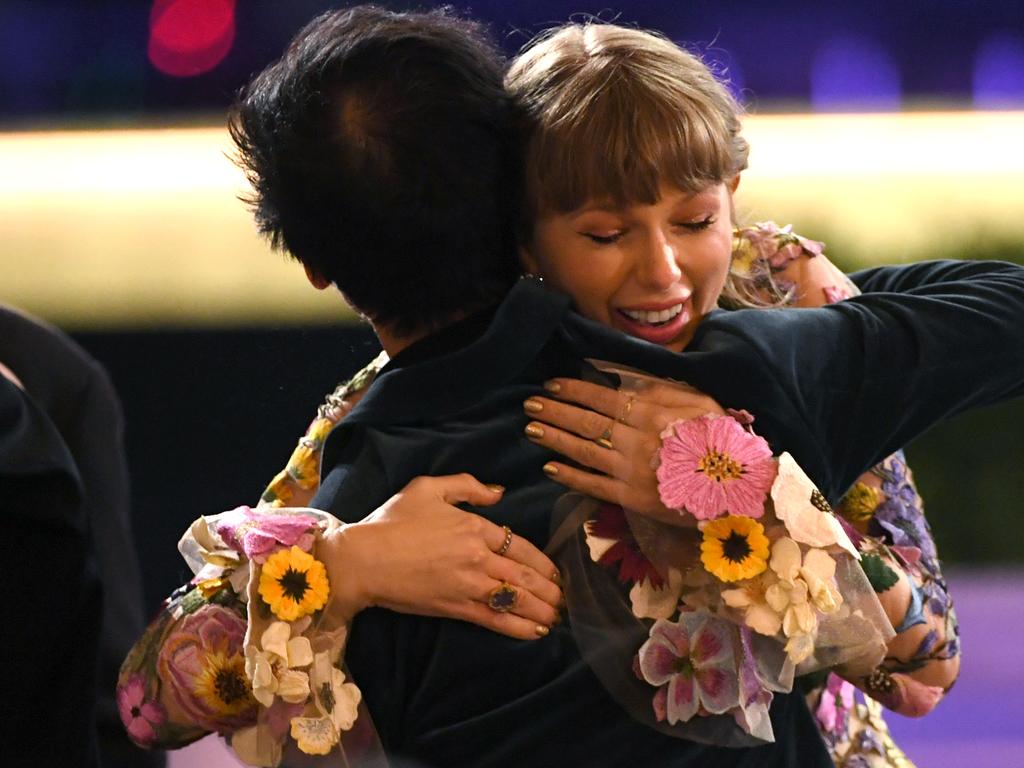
[835,457,961,716]
[117,584,248,748]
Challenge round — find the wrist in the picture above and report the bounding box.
[321,523,373,623]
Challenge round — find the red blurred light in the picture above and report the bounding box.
[148,0,236,78]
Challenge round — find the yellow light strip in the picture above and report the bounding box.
[1,112,1022,328]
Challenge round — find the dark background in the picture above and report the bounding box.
[3,0,1023,123]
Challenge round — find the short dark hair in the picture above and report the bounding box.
[230,5,521,335]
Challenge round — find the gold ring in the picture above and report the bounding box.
[618,394,636,425]
[595,423,614,450]
[496,525,513,556]
[487,581,519,613]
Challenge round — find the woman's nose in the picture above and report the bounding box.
[636,230,683,290]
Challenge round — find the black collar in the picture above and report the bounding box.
[342,278,572,427]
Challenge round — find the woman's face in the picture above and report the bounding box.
[524,181,734,352]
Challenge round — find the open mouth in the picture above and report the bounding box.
[617,304,684,326]
[614,301,691,346]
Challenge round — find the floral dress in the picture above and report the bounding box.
[734,223,958,767]
[118,224,957,767]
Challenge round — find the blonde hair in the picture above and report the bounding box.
[508,23,786,308]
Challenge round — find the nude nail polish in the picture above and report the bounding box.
[485,483,505,493]
[542,462,558,476]
[525,424,544,439]
[535,625,550,637]
[523,398,543,413]
[544,380,562,394]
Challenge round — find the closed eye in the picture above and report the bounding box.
[676,216,716,232]
[581,231,624,245]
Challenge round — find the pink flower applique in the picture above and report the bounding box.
[586,504,664,588]
[815,672,856,734]
[638,613,740,724]
[823,285,853,304]
[656,415,776,521]
[214,505,319,561]
[743,222,825,269]
[117,674,167,748]
[156,605,257,732]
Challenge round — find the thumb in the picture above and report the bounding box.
[432,473,506,507]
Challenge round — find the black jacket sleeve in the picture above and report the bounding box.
[720,259,1024,499]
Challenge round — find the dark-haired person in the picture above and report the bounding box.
[121,6,1022,767]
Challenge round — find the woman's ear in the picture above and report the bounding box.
[518,246,541,278]
[728,174,741,194]
[304,264,332,290]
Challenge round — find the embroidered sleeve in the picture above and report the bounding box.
[733,220,857,308]
[119,353,388,757]
[260,351,387,508]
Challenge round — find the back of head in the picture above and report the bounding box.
[507,23,748,218]
[231,5,521,336]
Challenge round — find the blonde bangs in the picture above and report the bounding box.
[510,23,749,214]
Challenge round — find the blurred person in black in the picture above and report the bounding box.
[1,365,100,766]
[0,306,160,768]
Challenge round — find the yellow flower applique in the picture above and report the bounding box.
[259,546,330,621]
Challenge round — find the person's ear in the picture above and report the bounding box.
[518,246,541,278]
[728,173,741,194]
[304,264,332,290]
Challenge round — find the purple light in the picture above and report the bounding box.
[810,35,901,111]
[701,48,746,102]
[973,33,1024,108]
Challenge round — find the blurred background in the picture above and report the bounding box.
[1,1,1021,765]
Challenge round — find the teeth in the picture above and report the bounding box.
[622,304,683,324]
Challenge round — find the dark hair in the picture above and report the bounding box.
[230,5,521,335]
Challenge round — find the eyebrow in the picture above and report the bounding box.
[571,190,718,218]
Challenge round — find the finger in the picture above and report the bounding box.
[526,396,624,438]
[419,473,505,507]
[488,555,562,610]
[478,572,561,628]
[524,419,628,476]
[541,461,686,527]
[542,378,630,421]
[456,600,556,641]
[490,529,562,588]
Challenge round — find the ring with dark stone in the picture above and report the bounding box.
[487,581,519,613]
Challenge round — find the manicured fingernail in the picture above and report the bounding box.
[485,483,505,494]
[542,462,559,476]
[525,424,545,439]
[524,398,544,413]
[551,568,561,584]
[544,380,561,394]
[535,625,550,637]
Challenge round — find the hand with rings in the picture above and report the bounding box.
[321,474,563,640]
[523,377,725,526]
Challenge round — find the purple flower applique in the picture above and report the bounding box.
[637,613,740,724]
[214,505,319,561]
[731,627,774,739]
[117,674,168,748]
[871,453,937,563]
